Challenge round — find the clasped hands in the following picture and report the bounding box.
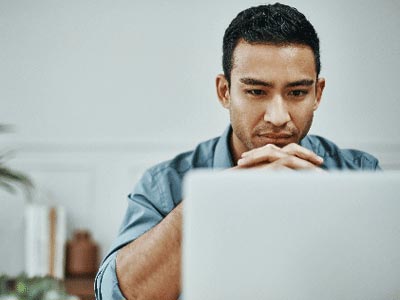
[235,143,324,171]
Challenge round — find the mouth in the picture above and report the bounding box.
[258,133,293,139]
[255,133,295,146]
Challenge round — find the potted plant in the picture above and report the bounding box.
[0,125,76,300]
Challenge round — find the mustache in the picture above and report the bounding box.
[253,124,298,136]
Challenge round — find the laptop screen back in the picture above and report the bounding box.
[183,171,400,300]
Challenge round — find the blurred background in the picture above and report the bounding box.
[1,0,399,283]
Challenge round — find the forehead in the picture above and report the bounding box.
[231,41,317,82]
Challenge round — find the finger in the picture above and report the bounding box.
[279,155,322,170]
[241,144,280,157]
[265,156,322,171]
[237,156,325,171]
[237,144,288,167]
[282,143,324,165]
[254,162,293,171]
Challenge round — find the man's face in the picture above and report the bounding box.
[216,41,325,158]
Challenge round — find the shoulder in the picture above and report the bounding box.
[149,135,220,177]
[302,135,380,170]
[133,135,221,213]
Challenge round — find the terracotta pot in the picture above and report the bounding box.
[66,230,99,276]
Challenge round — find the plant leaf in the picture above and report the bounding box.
[0,166,33,197]
[0,124,33,198]
[0,180,16,193]
[0,166,31,183]
[0,123,14,133]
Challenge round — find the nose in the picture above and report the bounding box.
[263,96,291,127]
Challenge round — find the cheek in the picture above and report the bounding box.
[231,100,265,127]
[289,102,315,126]
[230,91,265,119]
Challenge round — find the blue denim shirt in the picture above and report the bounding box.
[95,126,380,300]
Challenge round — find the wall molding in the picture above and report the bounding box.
[4,138,400,151]
[5,139,400,170]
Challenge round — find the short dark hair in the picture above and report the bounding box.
[222,3,321,85]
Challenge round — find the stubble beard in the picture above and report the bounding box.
[230,111,315,151]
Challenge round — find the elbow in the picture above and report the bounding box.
[115,251,142,300]
[95,252,127,300]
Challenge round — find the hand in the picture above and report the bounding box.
[235,143,324,170]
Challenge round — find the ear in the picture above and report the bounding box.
[216,74,231,109]
[313,77,325,111]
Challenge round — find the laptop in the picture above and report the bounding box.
[182,170,400,300]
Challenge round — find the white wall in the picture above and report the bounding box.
[1,0,399,274]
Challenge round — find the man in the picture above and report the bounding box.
[95,3,380,300]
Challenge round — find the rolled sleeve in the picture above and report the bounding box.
[95,252,125,300]
[95,251,182,300]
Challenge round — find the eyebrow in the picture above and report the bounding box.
[285,79,315,88]
[239,78,273,87]
[239,77,314,88]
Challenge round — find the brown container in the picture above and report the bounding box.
[66,229,99,276]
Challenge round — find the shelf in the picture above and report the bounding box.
[64,276,95,300]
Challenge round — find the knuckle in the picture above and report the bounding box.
[285,143,296,149]
[285,156,296,164]
[262,144,275,155]
[264,144,274,150]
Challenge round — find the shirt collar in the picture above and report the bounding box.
[300,135,316,153]
[213,125,234,169]
[299,135,311,150]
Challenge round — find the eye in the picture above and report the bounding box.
[246,89,266,96]
[289,90,308,97]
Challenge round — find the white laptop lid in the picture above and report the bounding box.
[182,171,400,300]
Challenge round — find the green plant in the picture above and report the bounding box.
[0,124,32,196]
[0,274,76,300]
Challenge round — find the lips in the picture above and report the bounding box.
[255,133,295,147]
[257,133,293,139]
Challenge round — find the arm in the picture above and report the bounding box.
[105,143,320,300]
[116,203,183,300]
